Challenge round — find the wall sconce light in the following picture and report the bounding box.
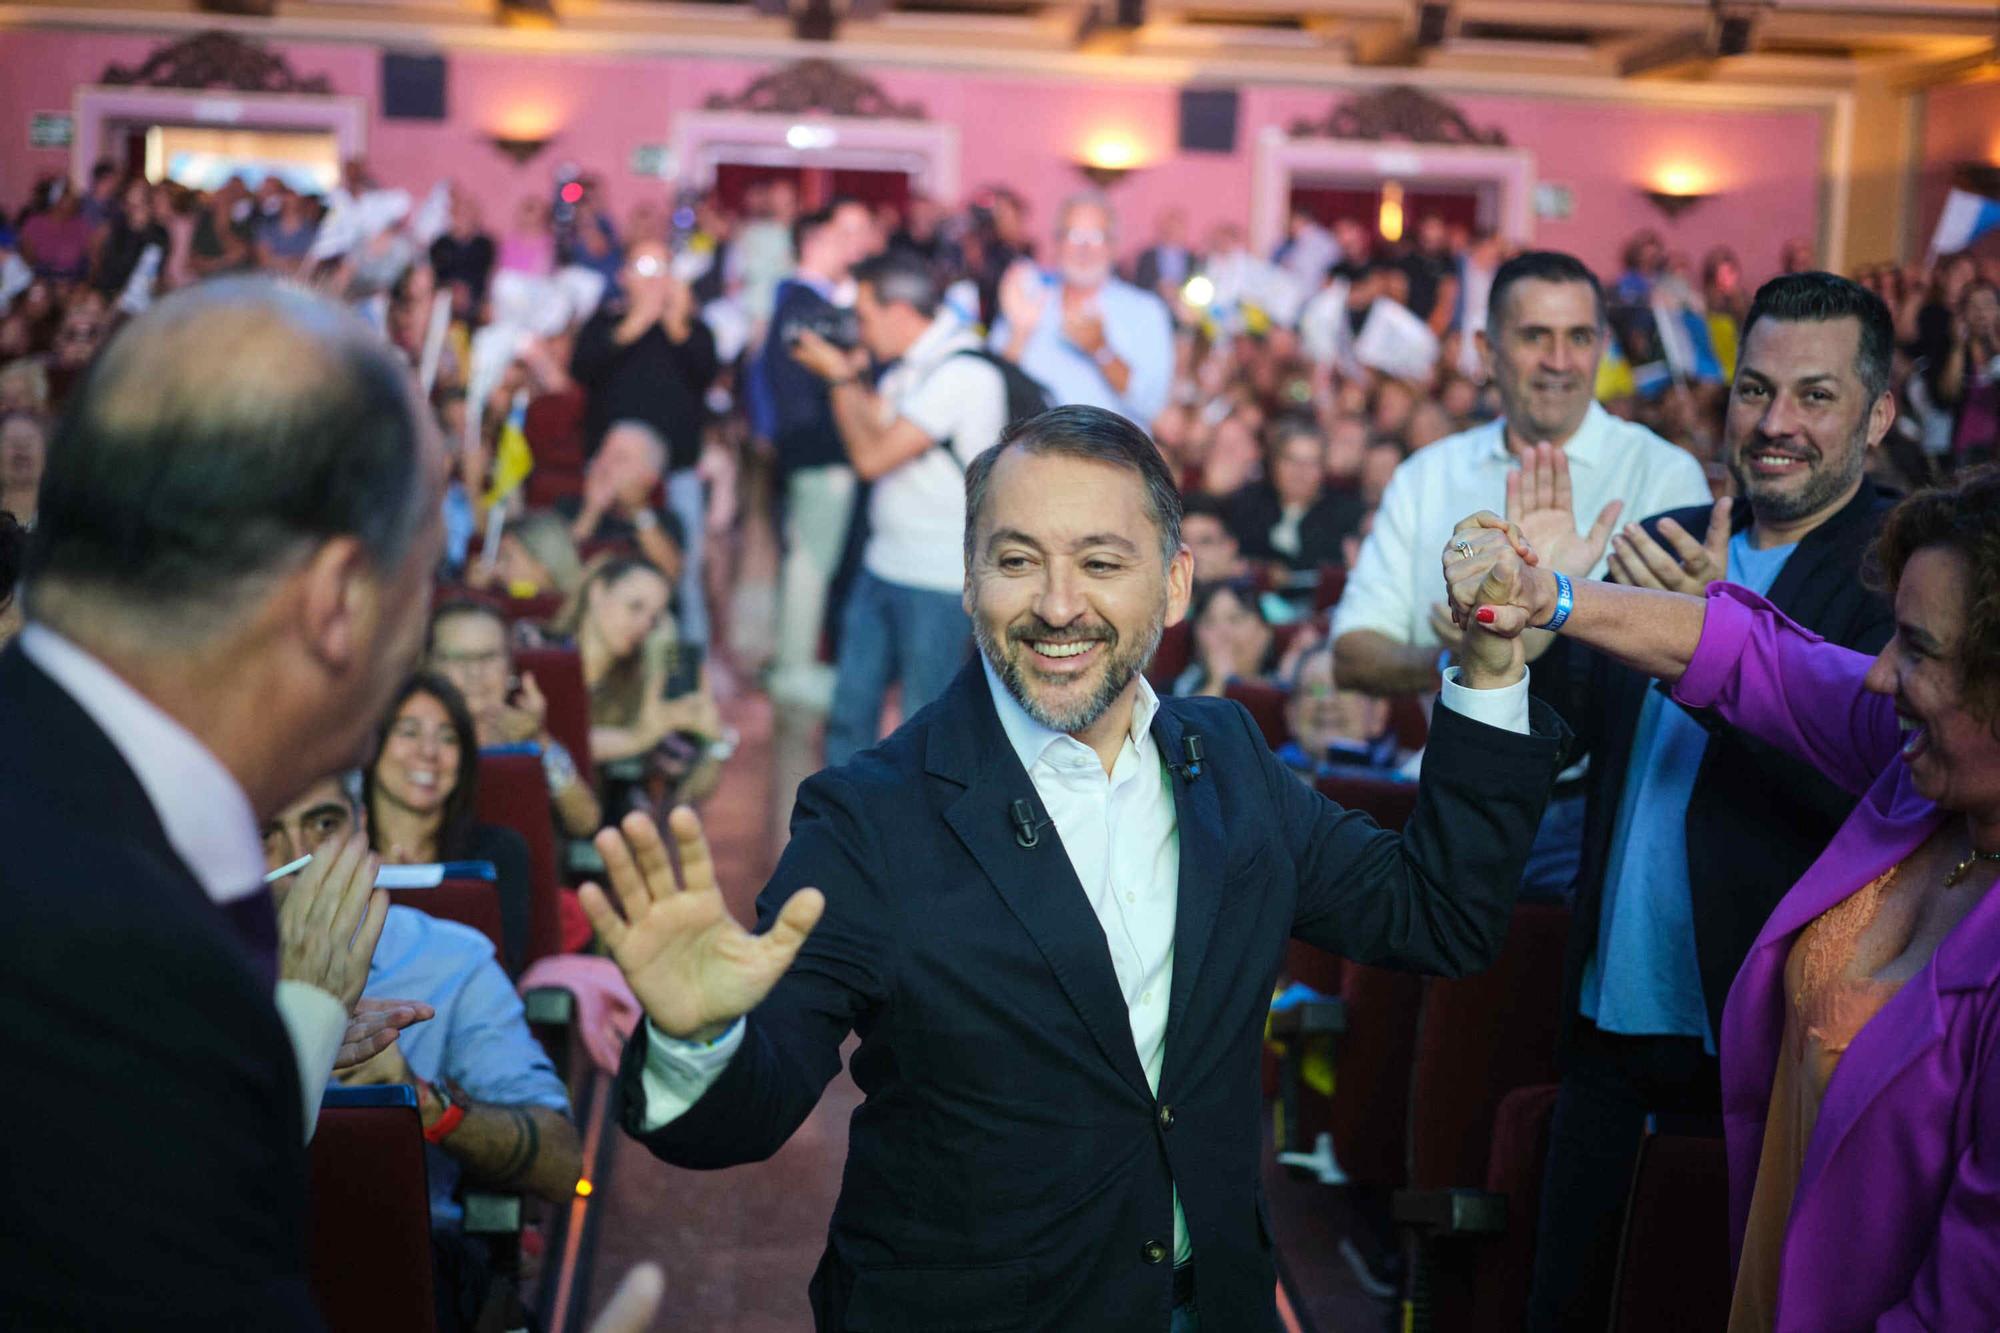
[1377,181,1405,244]
[488,134,554,166]
[1642,164,1715,220]
[497,0,558,27]
[1076,132,1144,189]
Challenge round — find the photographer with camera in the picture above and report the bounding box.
[789,249,1013,765]
[571,238,718,646]
[760,199,877,711]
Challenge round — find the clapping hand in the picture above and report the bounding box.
[1607,496,1731,595]
[998,259,1049,334]
[1506,441,1623,577]
[333,998,434,1074]
[494,671,548,746]
[577,809,824,1042]
[277,833,386,1013]
[1062,308,1108,358]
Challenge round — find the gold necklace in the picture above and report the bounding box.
[1943,849,2000,888]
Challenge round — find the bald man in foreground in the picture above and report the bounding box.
[0,279,447,1327]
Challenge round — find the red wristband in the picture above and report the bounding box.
[417,1078,466,1144]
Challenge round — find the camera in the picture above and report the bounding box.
[782,306,861,350]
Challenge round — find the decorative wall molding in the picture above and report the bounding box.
[101,30,332,94]
[702,58,926,119]
[1289,84,1507,147]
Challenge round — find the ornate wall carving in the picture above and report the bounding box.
[702,59,925,119]
[101,31,332,95]
[1289,85,1507,146]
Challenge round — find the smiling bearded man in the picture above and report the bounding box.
[584,404,1569,1333]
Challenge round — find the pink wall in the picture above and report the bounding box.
[0,27,1821,283]
[1918,78,2000,260]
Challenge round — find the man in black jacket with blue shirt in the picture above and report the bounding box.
[582,406,1567,1332]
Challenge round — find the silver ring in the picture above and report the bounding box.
[1453,540,1474,559]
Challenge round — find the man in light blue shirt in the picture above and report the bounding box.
[1581,533,1795,1052]
[990,191,1174,428]
[260,773,579,1229]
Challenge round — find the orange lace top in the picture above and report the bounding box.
[1727,865,1919,1332]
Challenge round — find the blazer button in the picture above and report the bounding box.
[1157,1103,1175,1131]
[1141,1240,1168,1265]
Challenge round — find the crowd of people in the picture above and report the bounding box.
[3,147,1999,1333]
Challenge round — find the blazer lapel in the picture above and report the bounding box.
[930,665,1155,1105]
[1153,703,1226,1059]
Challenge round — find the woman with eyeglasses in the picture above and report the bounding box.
[364,673,535,975]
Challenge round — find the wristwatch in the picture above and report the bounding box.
[1094,344,1119,368]
[541,738,580,794]
[630,508,660,532]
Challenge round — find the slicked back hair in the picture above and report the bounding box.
[1740,271,1896,402]
[963,405,1182,568]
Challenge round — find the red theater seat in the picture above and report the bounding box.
[386,877,507,961]
[1224,679,1289,750]
[476,752,562,968]
[1392,903,1571,1329]
[1314,772,1418,831]
[514,645,594,777]
[1608,1130,1731,1333]
[1313,563,1347,612]
[309,1086,436,1333]
[1147,619,1193,690]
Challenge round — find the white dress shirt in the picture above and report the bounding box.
[640,651,1530,1267]
[19,624,346,1139]
[864,312,1010,593]
[990,274,1175,426]
[1331,402,1711,648]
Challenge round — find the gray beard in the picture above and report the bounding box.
[974,606,1166,736]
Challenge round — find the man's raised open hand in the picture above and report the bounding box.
[577,809,824,1043]
[1506,440,1623,578]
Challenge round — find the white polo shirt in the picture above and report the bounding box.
[865,313,1010,594]
[1332,402,1711,648]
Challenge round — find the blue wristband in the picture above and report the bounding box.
[1537,570,1574,632]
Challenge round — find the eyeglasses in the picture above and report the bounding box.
[1062,228,1109,248]
[389,718,462,748]
[433,648,508,673]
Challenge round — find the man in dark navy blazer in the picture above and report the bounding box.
[584,406,1568,1332]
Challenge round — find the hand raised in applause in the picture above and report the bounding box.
[1506,441,1622,578]
[277,832,386,1013]
[1606,497,1731,595]
[577,809,824,1042]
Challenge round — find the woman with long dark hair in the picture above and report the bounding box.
[364,672,533,973]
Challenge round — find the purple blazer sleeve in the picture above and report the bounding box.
[1877,994,2000,1330]
[1670,583,1898,799]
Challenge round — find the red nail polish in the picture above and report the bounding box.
[1476,607,1496,625]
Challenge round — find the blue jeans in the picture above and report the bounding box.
[1170,1301,1199,1333]
[666,468,708,649]
[825,570,971,766]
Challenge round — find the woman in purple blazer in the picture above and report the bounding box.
[1445,467,2000,1331]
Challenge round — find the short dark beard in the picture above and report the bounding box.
[1728,417,1870,524]
[974,605,1166,735]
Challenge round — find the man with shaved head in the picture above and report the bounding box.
[0,277,448,1326]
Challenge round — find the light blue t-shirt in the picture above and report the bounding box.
[1581,531,1797,1053]
[361,906,571,1226]
[990,274,1174,426]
